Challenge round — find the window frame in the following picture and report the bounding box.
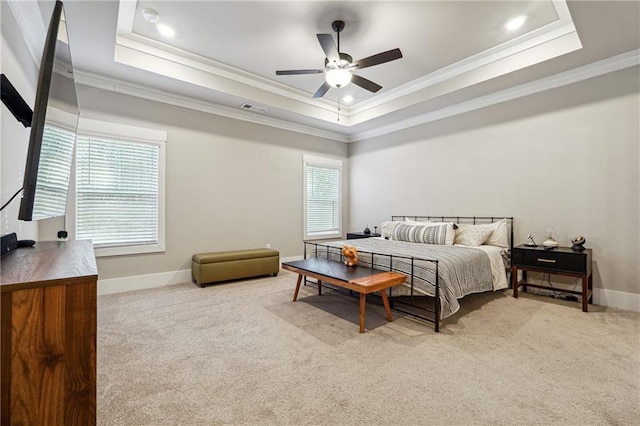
[68,117,166,257]
[303,154,343,240]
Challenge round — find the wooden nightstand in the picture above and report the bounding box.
[346,232,381,240]
[512,245,593,311]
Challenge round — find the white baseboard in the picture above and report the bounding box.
[98,255,305,296]
[98,269,192,296]
[592,288,640,312]
[98,260,639,313]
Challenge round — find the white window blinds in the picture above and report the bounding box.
[32,124,75,220]
[76,135,160,247]
[304,155,342,239]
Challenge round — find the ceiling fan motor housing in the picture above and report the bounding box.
[324,53,353,68]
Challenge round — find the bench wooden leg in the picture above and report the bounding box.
[292,274,302,302]
[359,293,366,333]
[318,280,322,296]
[380,290,393,322]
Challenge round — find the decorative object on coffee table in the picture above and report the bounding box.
[342,244,358,266]
[571,235,586,251]
[363,224,371,234]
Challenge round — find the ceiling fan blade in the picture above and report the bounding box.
[317,34,340,63]
[276,69,324,75]
[353,48,403,70]
[313,81,331,98]
[351,74,382,93]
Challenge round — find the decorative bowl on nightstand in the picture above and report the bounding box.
[571,235,586,251]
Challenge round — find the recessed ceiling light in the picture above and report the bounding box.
[343,95,354,104]
[141,8,159,24]
[157,23,175,38]
[505,15,527,31]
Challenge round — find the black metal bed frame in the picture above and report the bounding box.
[303,215,514,332]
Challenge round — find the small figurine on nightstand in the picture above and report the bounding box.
[571,235,586,251]
[542,228,559,249]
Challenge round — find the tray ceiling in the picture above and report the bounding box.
[11,1,640,141]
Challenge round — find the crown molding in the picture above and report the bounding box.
[115,2,342,116]
[351,10,577,116]
[73,70,349,143]
[9,1,634,145]
[6,0,46,67]
[349,49,640,142]
[114,0,579,127]
[115,33,342,116]
[74,49,638,144]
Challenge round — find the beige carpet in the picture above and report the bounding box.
[97,269,640,425]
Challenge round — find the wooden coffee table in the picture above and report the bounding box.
[282,258,406,333]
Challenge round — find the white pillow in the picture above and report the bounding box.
[484,218,509,248]
[454,224,493,247]
[404,217,430,224]
[380,221,399,239]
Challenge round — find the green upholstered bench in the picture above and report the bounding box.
[192,248,280,288]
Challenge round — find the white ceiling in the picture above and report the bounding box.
[18,1,640,142]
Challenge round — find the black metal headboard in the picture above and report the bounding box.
[391,215,515,251]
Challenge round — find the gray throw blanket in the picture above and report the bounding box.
[314,238,494,319]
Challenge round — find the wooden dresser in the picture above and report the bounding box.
[1,240,98,425]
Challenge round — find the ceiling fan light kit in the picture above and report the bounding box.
[325,68,352,88]
[275,20,402,99]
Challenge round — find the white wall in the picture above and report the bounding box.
[43,85,349,281]
[349,67,640,300]
[1,2,38,240]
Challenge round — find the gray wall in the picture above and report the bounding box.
[349,67,640,296]
[47,85,349,280]
[3,2,638,300]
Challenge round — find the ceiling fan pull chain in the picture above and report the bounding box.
[337,99,341,122]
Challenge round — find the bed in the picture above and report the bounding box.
[304,216,514,332]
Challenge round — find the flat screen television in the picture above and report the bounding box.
[17,0,79,221]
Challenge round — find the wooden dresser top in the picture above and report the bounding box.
[1,240,98,292]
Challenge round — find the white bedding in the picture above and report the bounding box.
[463,244,508,290]
[373,237,508,291]
[318,238,509,319]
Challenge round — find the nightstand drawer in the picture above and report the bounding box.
[513,247,590,274]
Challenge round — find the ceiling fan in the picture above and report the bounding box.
[275,20,403,99]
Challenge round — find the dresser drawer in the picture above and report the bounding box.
[513,247,590,275]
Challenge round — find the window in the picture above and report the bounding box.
[303,155,342,239]
[73,118,166,257]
